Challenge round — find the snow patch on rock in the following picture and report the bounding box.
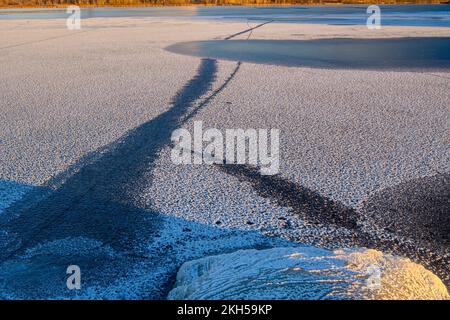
[168,247,449,300]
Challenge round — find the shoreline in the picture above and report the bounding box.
[1,3,449,9]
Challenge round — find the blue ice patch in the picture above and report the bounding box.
[0,180,37,214]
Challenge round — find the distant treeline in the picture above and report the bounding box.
[1,0,448,7]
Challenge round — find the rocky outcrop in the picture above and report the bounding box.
[168,247,449,300]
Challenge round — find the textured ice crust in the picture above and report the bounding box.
[0,181,37,214]
[168,247,449,300]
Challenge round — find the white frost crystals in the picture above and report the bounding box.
[171,121,280,175]
[168,247,449,300]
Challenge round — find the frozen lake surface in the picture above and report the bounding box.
[0,5,449,27]
[167,37,450,70]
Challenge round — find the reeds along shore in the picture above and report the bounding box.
[1,0,449,9]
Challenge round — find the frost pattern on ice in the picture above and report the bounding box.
[0,180,36,214]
